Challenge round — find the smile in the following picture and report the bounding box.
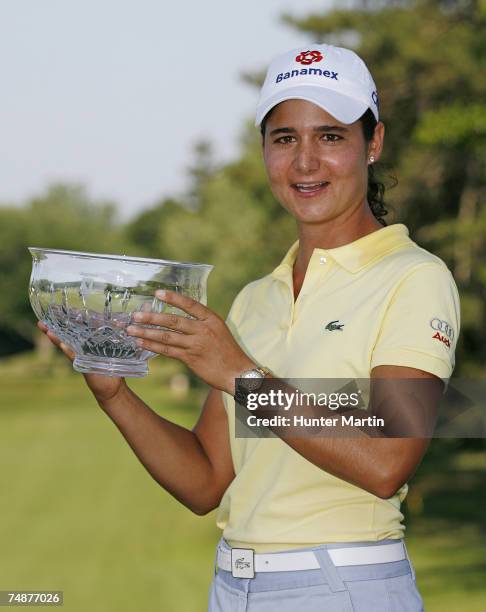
[292,182,330,194]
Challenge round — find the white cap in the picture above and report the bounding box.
[255,43,379,126]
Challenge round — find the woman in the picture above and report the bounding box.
[40,44,460,610]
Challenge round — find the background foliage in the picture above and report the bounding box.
[2,0,484,375]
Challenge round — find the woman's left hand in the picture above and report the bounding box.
[126,290,255,395]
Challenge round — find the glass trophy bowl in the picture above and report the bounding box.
[28,248,213,378]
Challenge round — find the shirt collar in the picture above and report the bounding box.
[271,224,413,277]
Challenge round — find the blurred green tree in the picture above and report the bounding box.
[2,0,484,379]
[282,0,486,374]
[129,0,485,375]
[0,184,128,355]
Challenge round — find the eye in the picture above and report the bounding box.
[321,134,343,143]
[274,135,296,144]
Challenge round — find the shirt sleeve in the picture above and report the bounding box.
[221,286,250,415]
[371,262,460,380]
[224,286,247,337]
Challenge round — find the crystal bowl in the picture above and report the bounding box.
[28,248,213,377]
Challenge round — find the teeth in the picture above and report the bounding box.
[295,182,328,190]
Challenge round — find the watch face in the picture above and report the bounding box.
[238,370,265,393]
[235,368,267,399]
[245,371,262,379]
[238,378,261,393]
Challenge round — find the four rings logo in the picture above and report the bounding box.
[295,50,323,65]
[430,317,454,348]
[430,318,454,340]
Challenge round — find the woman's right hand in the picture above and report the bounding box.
[37,321,126,402]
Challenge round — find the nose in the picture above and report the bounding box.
[293,140,320,174]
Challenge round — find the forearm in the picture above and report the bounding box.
[241,374,431,498]
[259,405,396,497]
[282,436,407,498]
[97,382,219,514]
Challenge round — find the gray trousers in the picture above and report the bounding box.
[207,538,424,612]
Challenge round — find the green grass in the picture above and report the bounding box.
[0,358,485,611]
[407,528,486,611]
[0,368,218,611]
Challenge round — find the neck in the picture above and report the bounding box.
[293,203,383,282]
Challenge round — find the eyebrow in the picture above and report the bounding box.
[269,125,349,136]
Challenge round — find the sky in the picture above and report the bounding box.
[1,0,335,220]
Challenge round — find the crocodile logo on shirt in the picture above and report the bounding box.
[324,320,345,332]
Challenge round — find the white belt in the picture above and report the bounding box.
[217,542,406,577]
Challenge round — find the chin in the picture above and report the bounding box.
[291,202,336,223]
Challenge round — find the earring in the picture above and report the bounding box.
[368,156,375,164]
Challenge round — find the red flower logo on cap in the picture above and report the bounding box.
[295,50,323,65]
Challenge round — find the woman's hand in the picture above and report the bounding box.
[36,321,126,402]
[126,290,255,395]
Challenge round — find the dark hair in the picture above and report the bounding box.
[260,106,389,226]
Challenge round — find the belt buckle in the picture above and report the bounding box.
[231,547,255,578]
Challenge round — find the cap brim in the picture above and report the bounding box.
[255,86,370,126]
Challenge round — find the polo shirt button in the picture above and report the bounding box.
[279,322,289,330]
[319,256,327,264]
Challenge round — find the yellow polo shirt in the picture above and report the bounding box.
[217,223,460,552]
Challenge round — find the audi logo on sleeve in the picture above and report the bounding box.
[430,317,454,340]
[430,317,454,348]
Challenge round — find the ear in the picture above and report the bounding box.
[367,121,385,163]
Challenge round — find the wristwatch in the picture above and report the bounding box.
[234,366,270,406]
